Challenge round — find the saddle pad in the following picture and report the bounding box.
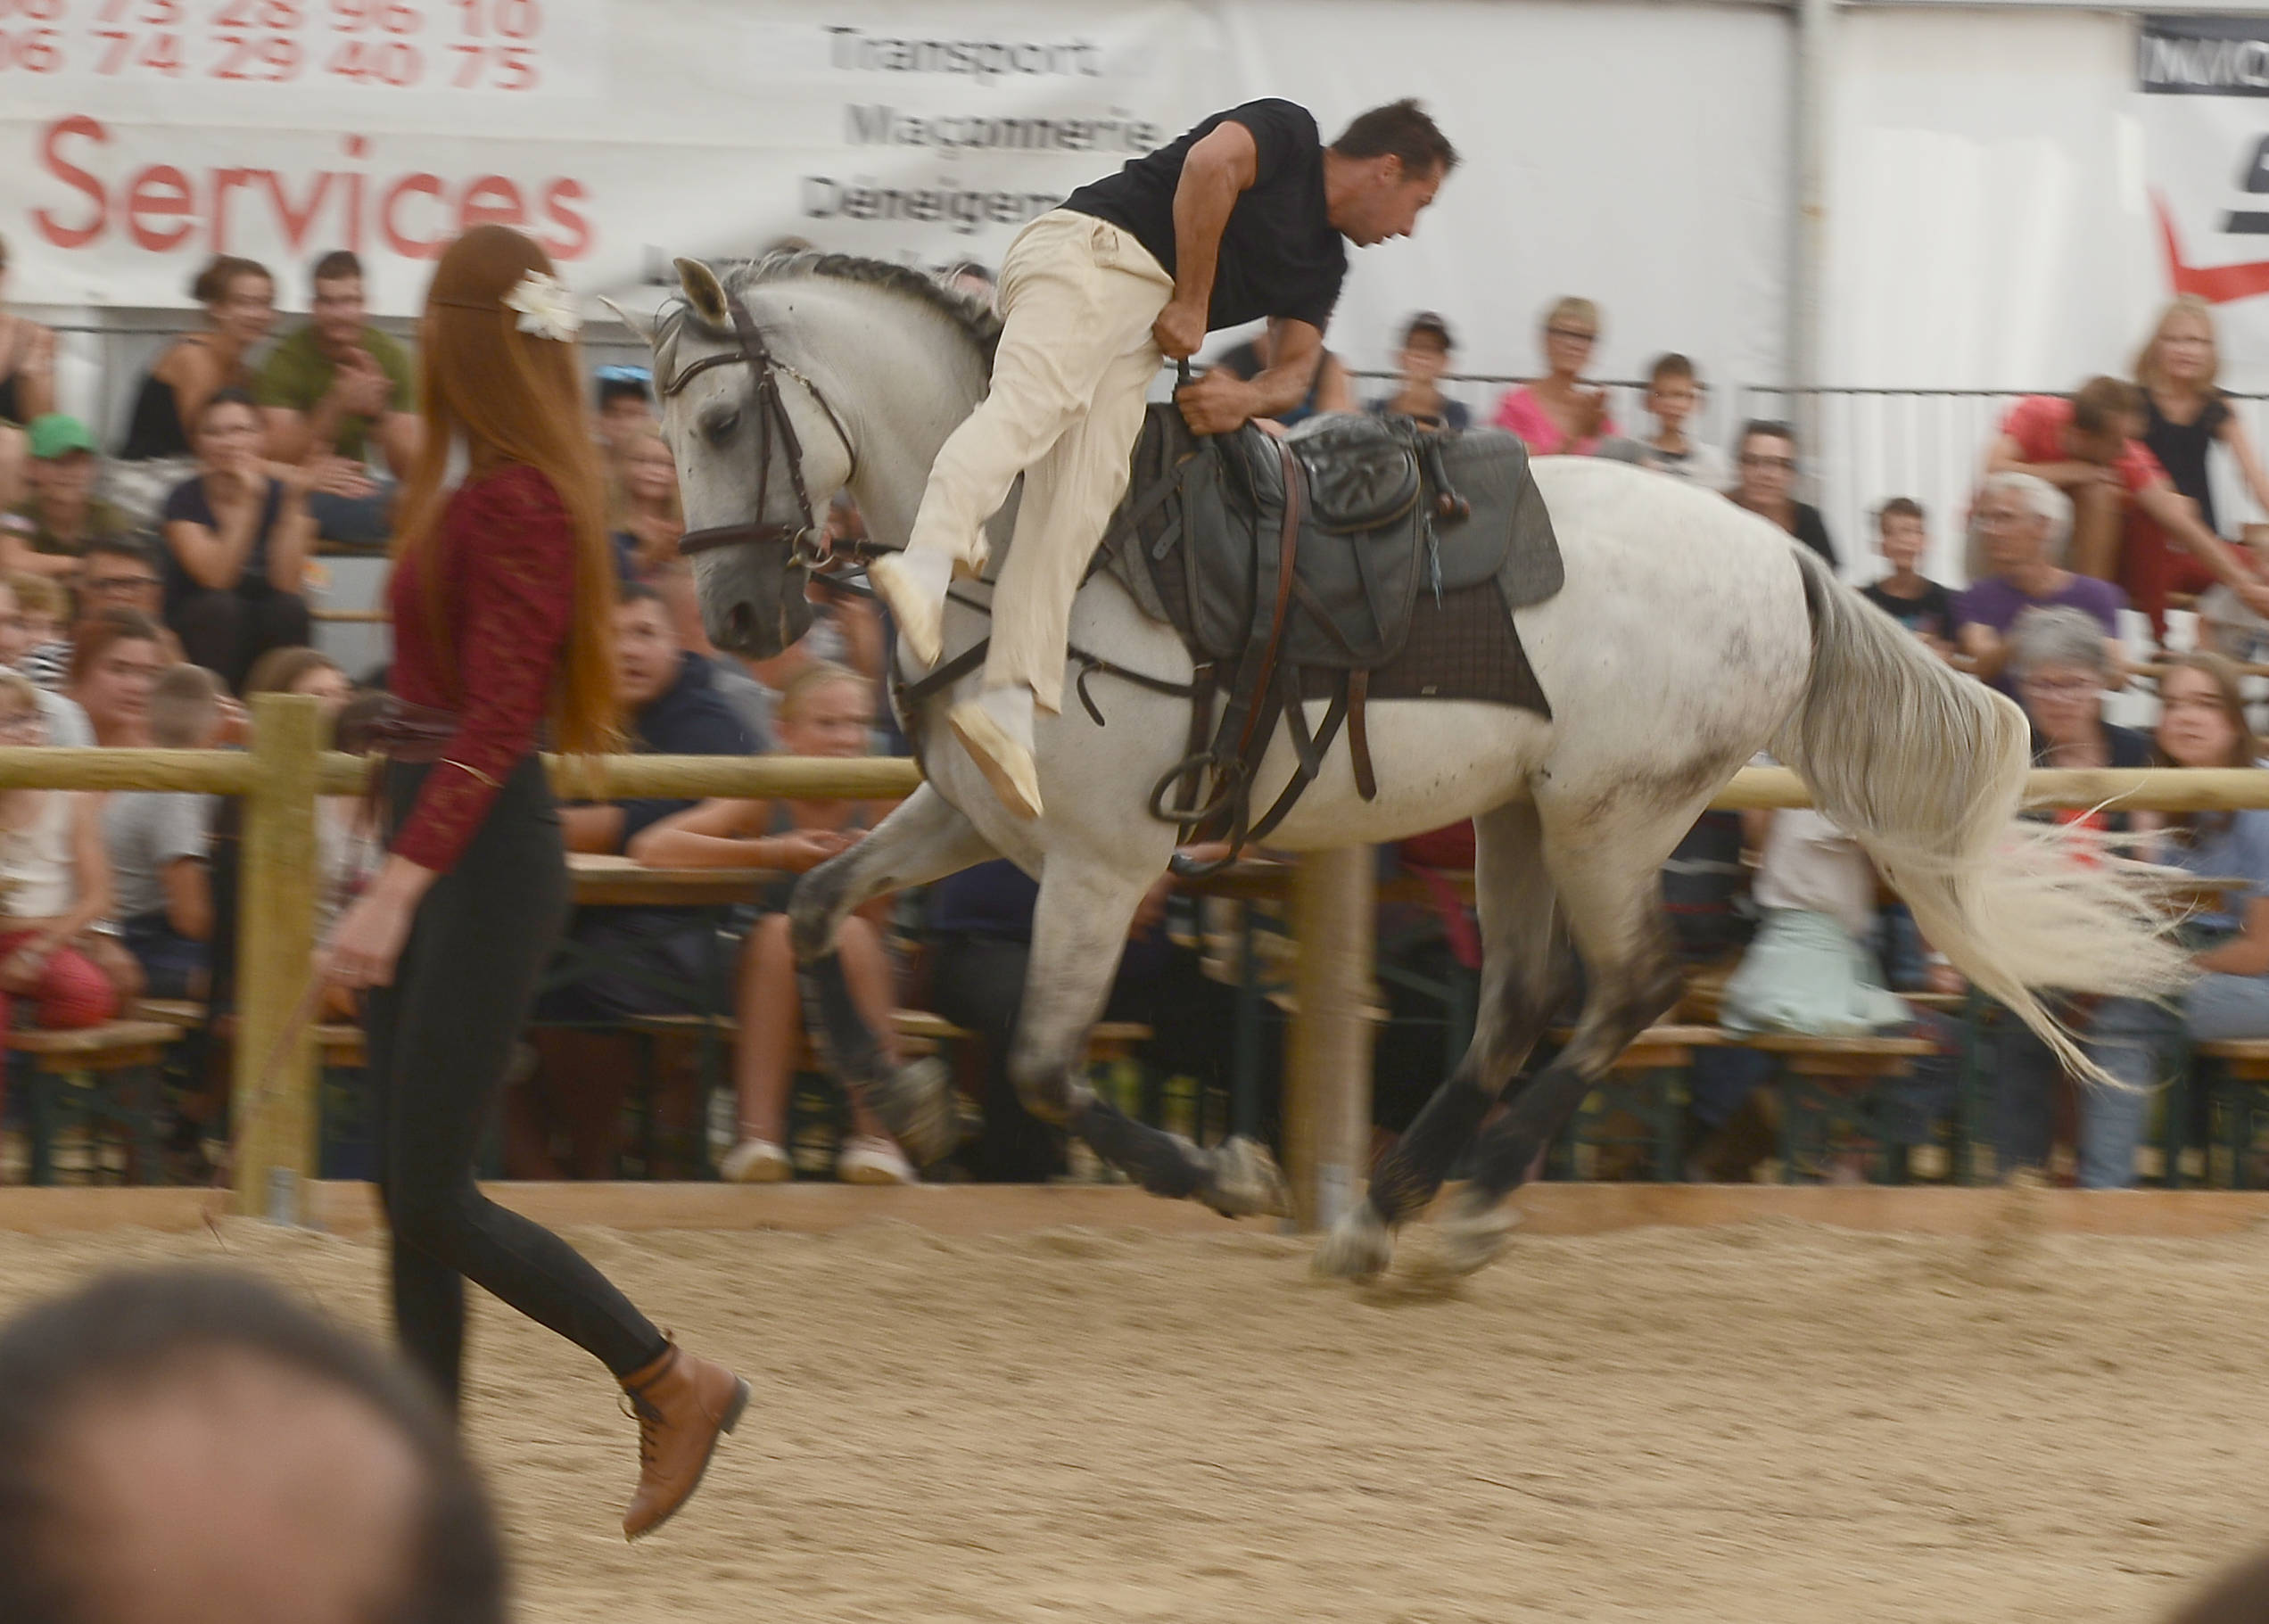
[1295,580,1552,717]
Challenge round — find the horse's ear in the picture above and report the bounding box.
[674,258,730,326]
[597,295,656,346]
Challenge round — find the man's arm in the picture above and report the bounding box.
[1180,319,1324,433]
[560,804,625,853]
[1984,433,2111,493]
[1151,120,1261,360]
[372,411,422,480]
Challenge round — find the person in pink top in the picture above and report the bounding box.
[1491,295,1617,454]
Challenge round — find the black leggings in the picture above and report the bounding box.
[367,756,666,1409]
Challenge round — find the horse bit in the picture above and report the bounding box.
[657,288,862,572]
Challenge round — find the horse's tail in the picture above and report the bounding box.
[1771,544,2189,1085]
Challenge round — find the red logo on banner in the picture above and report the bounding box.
[2154,190,2269,305]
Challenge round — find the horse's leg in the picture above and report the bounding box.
[1017,853,1289,1219]
[788,785,995,1164]
[788,784,994,963]
[1432,797,1688,1275]
[1315,799,1566,1281]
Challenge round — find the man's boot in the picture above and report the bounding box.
[949,685,1042,820]
[617,1341,750,1540]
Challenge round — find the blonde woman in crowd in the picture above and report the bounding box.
[1491,295,1616,455]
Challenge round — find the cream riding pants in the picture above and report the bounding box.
[903,210,1174,712]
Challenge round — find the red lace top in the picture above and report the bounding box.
[385,463,576,873]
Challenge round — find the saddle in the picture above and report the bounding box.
[1096,408,1564,857]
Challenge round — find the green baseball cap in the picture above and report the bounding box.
[27,414,95,460]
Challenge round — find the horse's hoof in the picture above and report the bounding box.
[1313,1205,1393,1282]
[872,1057,960,1166]
[786,899,834,965]
[1434,1199,1521,1277]
[1202,1136,1290,1219]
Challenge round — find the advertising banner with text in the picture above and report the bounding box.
[0,0,1794,388]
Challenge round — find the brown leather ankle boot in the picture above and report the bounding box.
[617,1340,750,1540]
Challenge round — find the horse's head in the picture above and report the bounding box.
[631,257,855,658]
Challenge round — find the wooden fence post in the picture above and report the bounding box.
[231,694,324,1220]
[1285,845,1378,1232]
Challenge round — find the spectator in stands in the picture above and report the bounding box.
[1717,793,1955,1176]
[747,549,886,699]
[1986,375,2269,634]
[243,646,366,933]
[593,367,654,460]
[105,664,220,1001]
[1729,420,1836,565]
[1861,498,1953,652]
[1366,311,1469,432]
[110,256,276,528]
[1996,653,2269,1188]
[2013,605,2154,787]
[1954,471,2125,695]
[1211,327,1353,430]
[1493,297,1616,455]
[2136,298,2269,533]
[255,251,418,547]
[0,233,57,510]
[0,577,88,745]
[68,608,169,747]
[1634,354,1729,489]
[632,663,920,1186]
[505,584,756,1180]
[0,1266,507,1624]
[611,427,683,578]
[1,415,134,581]
[0,668,121,1095]
[161,389,315,691]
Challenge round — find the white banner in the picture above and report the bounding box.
[0,0,1792,392]
[2140,12,2269,376]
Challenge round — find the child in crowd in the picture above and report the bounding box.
[10,572,67,687]
[630,663,927,1185]
[1860,498,1954,654]
[105,664,220,1000]
[1635,354,1729,489]
[0,668,121,1115]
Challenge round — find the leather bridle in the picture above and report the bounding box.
[657,288,860,568]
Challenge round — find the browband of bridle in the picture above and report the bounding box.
[659,288,859,562]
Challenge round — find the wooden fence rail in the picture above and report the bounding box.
[9,701,2269,1221]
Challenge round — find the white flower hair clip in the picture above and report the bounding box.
[503,270,582,342]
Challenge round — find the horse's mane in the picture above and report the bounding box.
[658,250,1003,365]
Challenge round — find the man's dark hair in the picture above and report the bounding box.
[1649,352,1697,388]
[617,581,667,610]
[312,250,363,286]
[1739,418,1798,453]
[82,533,160,572]
[1331,99,1459,177]
[0,1266,507,1624]
[195,385,260,429]
[1878,496,1925,527]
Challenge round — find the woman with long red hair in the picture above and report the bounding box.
[320,226,746,1539]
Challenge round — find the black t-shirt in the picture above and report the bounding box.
[161,473,283,598]
[2144,391,2231,534]
[1059,98,1346,334]
[1790,502,1837,568]
[1861,577,1954,641]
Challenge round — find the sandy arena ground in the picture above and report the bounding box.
[5,1203,2269,1623]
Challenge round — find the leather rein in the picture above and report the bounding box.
[657,288,862,569]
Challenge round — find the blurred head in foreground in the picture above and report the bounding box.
[0,1265,506,1624]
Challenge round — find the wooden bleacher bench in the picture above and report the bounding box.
[133,998,205,1028]
[14,1018,188,1185]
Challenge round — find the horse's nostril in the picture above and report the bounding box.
[726,602,757,645]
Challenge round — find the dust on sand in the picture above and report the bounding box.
[3,1209,2266,1624]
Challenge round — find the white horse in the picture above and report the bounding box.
[625,251,2183,1279]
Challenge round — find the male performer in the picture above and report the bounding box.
[870,97,1457,819]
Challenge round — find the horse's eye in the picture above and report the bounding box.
[702,406,740,444]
